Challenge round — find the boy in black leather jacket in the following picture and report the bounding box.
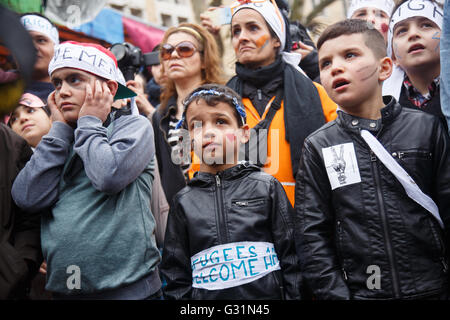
[295,19,450,300]
[160,84,301,300]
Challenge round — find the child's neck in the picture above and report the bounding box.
[405,65,440,96]
[341,95,384,120]
[200,162,237,175]
[174,77,203,119]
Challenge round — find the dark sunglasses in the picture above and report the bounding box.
[160,41,199,60]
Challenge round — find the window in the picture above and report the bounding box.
[161,14,173,27]
[130,8,143,18]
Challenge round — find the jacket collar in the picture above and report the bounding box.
[189,162,261,186]
[336,96,401,132]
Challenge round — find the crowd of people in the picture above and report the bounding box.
[1,0,449,300]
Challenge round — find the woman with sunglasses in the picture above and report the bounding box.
[227,0,338,206]
[151,23,224,206]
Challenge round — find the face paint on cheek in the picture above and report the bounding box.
[225,133,237,142]
[255,34,270,49]
[381,23,389,34]
[356,65,378,81]
[432,31,441,51]
[393,43,402,60]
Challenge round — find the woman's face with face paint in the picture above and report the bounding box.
[231,8,281,69]
[351,7,390,42]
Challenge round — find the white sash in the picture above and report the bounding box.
[360,129,443,229]
[191,241,281,291]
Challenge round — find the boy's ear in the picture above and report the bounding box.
[239,124,250,144]
[378,57,393,81]
[106,80,119,97]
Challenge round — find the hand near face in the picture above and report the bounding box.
[200,7,221,36]
[292,40,315,59]
[126,80,155,117]
[79,80,113,123]
[47,90,67,125]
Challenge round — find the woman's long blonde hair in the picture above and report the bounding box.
[159,23,225,112]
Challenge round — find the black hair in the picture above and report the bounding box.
[183,84,246,127]
[317,19,387,59]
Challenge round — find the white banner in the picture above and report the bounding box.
[191,241,281,291]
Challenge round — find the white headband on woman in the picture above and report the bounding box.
[347,0,395,19]
[231,0,304,72]
[20,14,60,46]
[383,0,443,99]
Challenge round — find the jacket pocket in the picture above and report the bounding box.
[427,219,449,273]
[392,149,432,160]
[335,220,348,281]
[231,198,266,207]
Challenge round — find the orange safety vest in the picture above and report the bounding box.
[243,82,337,206]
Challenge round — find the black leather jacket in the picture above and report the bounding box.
[295,97,450,300]
[161,163,301,300]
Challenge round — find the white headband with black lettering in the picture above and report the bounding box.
[21,14,59,46]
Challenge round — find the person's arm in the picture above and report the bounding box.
[0,131,42,299]
[11,122,74,212]
[160,197,193,300]
[440,0,450,134]
[294,139,351,300]
[74,114,154,194]
[270,177,302,300]
[432,119,450,249]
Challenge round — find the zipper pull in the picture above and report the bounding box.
[370,150,377,162]
[257,89,262,101]
[215,175,221,187]
[342,268,348,281]
[441,258,448,273]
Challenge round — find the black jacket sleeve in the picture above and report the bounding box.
[294,139,351,300]
[270,177,302,300]
[0,128,42,299]
[160,196,193,299]
[432,120,450,251]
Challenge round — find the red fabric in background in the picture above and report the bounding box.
[122,16,165,53]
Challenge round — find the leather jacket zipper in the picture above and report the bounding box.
[371,150,401,298]
[336,220,348,281]
[215,174,228,243]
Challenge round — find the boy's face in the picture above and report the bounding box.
[50,68,107,125]
[391,17,441,72]
[29,31,54,79]
[351,7,390,41]
[9,105,52,148]
[319,33,391,110]
[186,99,249,173]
